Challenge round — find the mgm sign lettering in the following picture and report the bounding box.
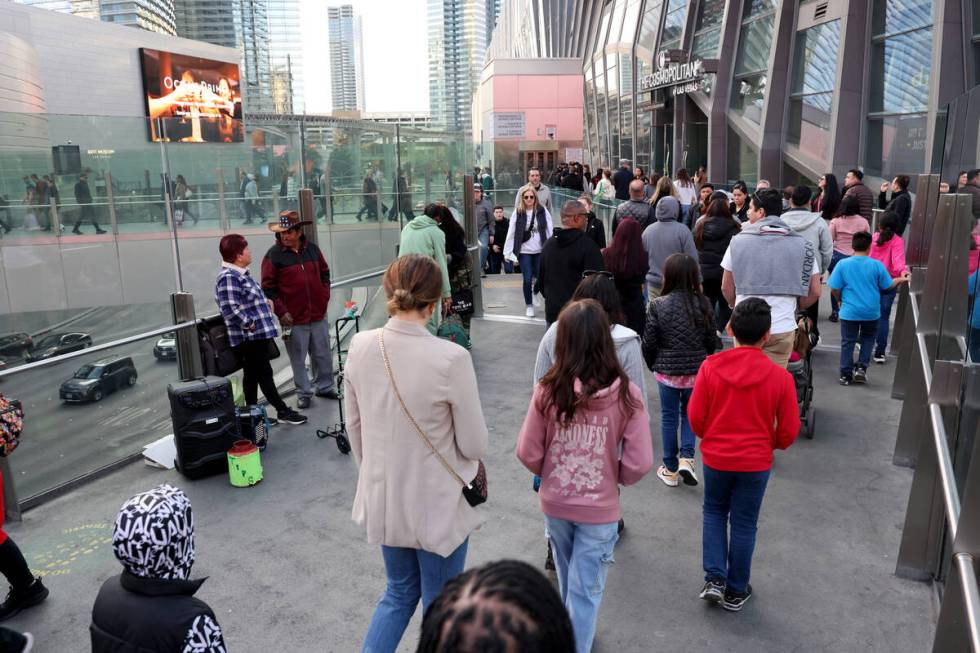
[639,51,707,96]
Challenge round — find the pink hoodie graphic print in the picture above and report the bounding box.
[517,379,653,525]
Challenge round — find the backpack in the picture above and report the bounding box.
[0,395,24,457]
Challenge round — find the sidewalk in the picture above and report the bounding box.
[3,289,934,652]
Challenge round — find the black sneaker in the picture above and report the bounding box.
[699,579,725,604]
[829,311,839,323]
[0,628,31,652]
[617,518,625,535]
[722,584,752,612]
[853,366,868,384]
[277,409,308,425]
[544,541,555,571]
[315,389,340,400]
[839,374,853,386]
[0,578,49,621]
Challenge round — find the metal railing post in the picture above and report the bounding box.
[323,165,333,224]
[172,292,202,381]
[299,188,317,246]
[104,171,118,234]
[217,168,228,230]
[463,175,483,318]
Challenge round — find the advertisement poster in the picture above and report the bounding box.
[140,48,243,143]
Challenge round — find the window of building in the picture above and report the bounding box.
[608,52,621,161]
[659,0,690,52]
[787,20,840,162]
[973,0,980,85]
[596,66,609,164]
[727,127,759,184]
[691,0,725,59]
[637,0,664,82]
[636,109,653,170]
[866,0,933,178]
[730,0,777,125]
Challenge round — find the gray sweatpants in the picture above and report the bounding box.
[286,319,335,398]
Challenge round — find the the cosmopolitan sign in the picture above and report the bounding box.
[639,52,706,95]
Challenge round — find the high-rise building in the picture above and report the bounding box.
[427,0,494,131]
[265,0,304,114]
[17,0,176,34]
[173,0,273,112]
[327,5,365,112]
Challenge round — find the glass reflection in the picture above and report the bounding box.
[870,28,933,113]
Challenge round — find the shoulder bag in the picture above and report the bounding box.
[378,329,487,506]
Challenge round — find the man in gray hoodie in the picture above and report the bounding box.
[641,196,699,298]
[780,185,832,338]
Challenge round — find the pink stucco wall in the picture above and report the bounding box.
[487,73,583,141]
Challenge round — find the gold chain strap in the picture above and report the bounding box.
[378,329,469,489]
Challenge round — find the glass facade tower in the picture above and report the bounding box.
[18,0,176,34]
[427,0,493,130]
[328,5,365,112]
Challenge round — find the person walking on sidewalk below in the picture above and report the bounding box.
[827,195,871,322]
[538,201,605,326]
[90,485,228,652]
[870,212,909,363]
[829,231,910,385]
[721,188,821,368]
[641,196,698,300]
[517,299,653,653]
[643,253,719,488]
[344,255,488,653]
[261,211,337,411]
[504,185,554,318]
[688,298,800,612]
[215,234,307,425]
[73,173,106,235]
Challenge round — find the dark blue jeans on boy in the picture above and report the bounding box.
[875,288,898,357]
[841,319,877,375]
[702,465,771,593]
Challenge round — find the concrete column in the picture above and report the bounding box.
[707,0,745,182]
[758,0,799,182]
[171,292,202,382]
[828,0,870,178]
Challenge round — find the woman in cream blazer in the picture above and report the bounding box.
[344,254,488,653]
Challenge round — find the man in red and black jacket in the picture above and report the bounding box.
[261,211,337,410]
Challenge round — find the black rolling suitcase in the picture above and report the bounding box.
[168,376,238,479]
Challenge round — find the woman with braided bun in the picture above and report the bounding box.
[418,559,575,652]
[344,254,489,653]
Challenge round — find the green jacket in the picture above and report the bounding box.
[398,216,452,334]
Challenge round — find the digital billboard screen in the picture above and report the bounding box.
[139,48,243,143]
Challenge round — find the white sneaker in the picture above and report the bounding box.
[525,305,535,318]
[657,465,680,487]
[678,458,699,486]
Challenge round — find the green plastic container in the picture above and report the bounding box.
[227,439,262,487]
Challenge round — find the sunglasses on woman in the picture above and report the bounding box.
[523,194,535,199]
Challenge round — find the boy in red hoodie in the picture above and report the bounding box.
[688,297,799,611]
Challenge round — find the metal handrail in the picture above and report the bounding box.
[0,321,197,379]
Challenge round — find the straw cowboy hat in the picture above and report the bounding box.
[268,210,312,233]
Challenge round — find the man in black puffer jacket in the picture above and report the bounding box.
[538,201,606,325]
[91,485,227,652]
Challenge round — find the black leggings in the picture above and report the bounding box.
[234,339,287,412]
[702,278,732,333]
[0,538,34,590]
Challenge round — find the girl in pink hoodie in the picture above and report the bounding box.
[517,299,653,653]
[870,211,909,362]
[828,195,871,321]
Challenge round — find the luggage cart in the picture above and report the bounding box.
[315,308,361,453]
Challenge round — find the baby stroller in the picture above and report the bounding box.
[788,312,818,439]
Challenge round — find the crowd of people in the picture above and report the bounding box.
[0,161,970,653]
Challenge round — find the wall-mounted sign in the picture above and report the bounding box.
[490,112,526,139]
[639,53,708,95]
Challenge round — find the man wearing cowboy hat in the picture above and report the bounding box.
[261,211,337,410]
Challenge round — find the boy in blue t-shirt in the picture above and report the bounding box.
[828,231,909,385]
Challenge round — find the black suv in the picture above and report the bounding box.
[0,333,33,359]
[60,356,138,403]
[27,332,92,361]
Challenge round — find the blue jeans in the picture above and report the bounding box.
[657,383,695,472]
[519,252,541,306]
[702,465,771,594]
[545,516,619,653]
[875,288,898,356]
[828,250,849,314]
[478,230,489,272]
[361,539,468,653]
[840,319,877,375]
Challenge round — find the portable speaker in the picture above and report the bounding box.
[236,405,269,451]
[167,376,237,479]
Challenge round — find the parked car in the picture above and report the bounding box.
[26,332,92,361]
[0,333,33,359]
[59,356,137,403]
[153,332,177,360]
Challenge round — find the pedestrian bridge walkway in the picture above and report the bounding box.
[3,286,934,652]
